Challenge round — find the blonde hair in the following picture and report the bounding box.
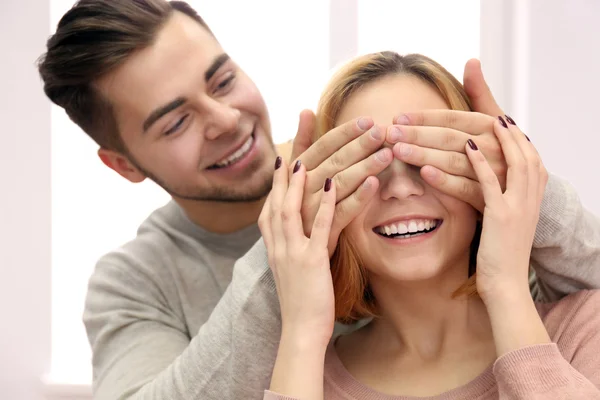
[316,52,479,324]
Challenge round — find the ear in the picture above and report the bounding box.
[97,148,146,183]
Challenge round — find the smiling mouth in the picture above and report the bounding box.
[374,219,443,239]
[207,133,255,170]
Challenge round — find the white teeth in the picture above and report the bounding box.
[397,223,408,234]
[215,136,254,167]
[408,221,418,233]
[377,218,439,237]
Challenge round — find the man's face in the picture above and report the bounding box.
[96,12,276,202]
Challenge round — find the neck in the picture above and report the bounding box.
[367,258,493,361]
[174,196,266,234]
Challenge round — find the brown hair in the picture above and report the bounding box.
[37,0,212,153]
[316,51,480,324]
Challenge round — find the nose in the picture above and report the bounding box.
[379,158,425,201]
[203,98,241,140]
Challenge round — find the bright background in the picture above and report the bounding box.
[2,1,599,399]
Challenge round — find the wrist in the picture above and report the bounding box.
[482,286,551,356]
[280,324,332,351]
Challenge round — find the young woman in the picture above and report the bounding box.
[259,52,600,399]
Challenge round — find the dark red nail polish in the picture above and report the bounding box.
[274,156,282,170]
[324,178,332,192]
[525,134,531,142]
[505,115,516,125]
[293,160,302,173]
[467,139,478,150]
[498,116,508,128]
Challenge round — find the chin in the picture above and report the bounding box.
[374,254,447,282]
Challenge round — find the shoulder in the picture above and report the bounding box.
[538,290,600,352]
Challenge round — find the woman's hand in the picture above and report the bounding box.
[259,157,336,342]
[258,157,336,399]
[466,116,548,300]
[466,116,551,356]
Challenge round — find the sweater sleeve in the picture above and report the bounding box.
[493,291,600,399]
[83,238,281,400]
[529,174,600,302]
[263,391,300,400]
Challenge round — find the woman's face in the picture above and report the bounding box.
[336,74,478,284]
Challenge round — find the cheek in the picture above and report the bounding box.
[234,77,268,114]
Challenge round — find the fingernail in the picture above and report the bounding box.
[505,115,516,125]
[395,114,410,125]
[467,139,478,150]
[324,178,332,192]
[498,116,508,128]
[293,160,301,173]
[375,148,391,162]
[397,143,412,157]
[357,117,373,131]
[274,156,282,170]
[388,126,402,142]
[525,134,531,142]
[369,125,382,140]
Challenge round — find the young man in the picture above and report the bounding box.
[38,1,600,399]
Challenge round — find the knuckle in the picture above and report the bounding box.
[515,159,528,176]
[280,207,294,223]
[442,130,458,147]
[448,152,467,172]
[333,173,347,191]
[460,179,475,196]
[329,152,345,171]
[444,111,458,127]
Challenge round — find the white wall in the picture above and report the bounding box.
[481,0,600,214]
[0,1,51,400]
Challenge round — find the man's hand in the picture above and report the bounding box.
[290,110,392,254]
[386,59,519,212]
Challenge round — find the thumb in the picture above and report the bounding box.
[291,109,316,161]
[463,59,504,116]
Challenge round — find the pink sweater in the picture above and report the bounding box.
[265,290,600,399]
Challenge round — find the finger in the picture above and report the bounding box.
[328,147,391,202]
[464,140,503,207]
[309,178,337,249]
[281,161,307,243]
[393,142,476,180]
[495,116,528,197]
[270,156,290,248]
[394,109,495,136]
[290,109,316,161]
[328,176,379,252]
[463,58,505,116]
[386,124,471,152]
[420,165,484,212]
[300,117,375,171]
[258,192,274,259]
[305,124,386,193]
[503,116,545,204]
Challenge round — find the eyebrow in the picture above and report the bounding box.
[205,53,230,82]
[143,97,187,132]
[142,53,231,133]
